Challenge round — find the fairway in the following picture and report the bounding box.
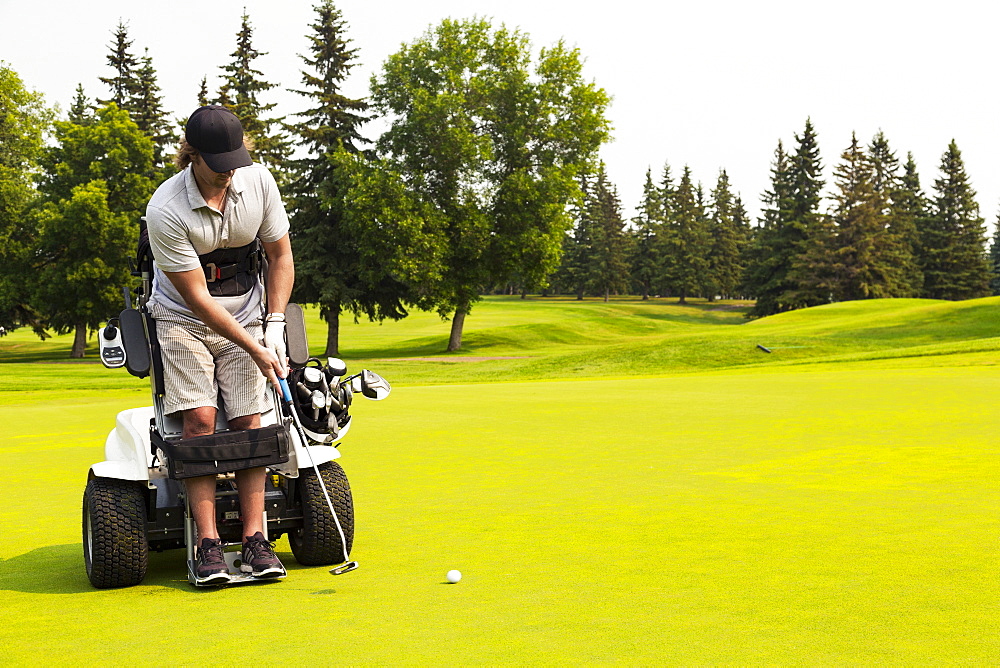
[0,298,998,663]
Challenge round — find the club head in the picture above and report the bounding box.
[331,561,359,575]
[360,370,391,400]
[326,357,348,377]
[303,366,324,388]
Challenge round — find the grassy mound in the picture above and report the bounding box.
[3,295,996,390]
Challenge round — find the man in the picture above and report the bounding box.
[146,105,293,585]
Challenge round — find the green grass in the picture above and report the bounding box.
[0,297,998,662]
[2,295,998,392]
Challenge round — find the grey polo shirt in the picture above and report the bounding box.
[145,164,290,325]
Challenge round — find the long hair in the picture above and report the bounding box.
[173,135,256,170]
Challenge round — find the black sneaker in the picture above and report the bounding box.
[241,532,286,578]
[195,537,231,585]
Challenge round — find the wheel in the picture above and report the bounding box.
[82,477,149,588]
[290,461,354,565]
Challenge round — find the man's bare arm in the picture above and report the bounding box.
[262,233,294,316]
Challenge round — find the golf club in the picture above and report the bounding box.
[278,376,358,576]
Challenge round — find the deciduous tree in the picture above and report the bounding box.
[371,18,610,350]
[0,65,50,333]
[35,104,154,356]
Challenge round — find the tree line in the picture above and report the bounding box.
[544,119,999,316]
[1,3,997,358]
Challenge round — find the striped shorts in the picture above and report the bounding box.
[155,317,268,420]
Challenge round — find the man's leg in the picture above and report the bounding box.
[229,412,284,577]
[181,405,231,584]
[228,413,265,538]
[182,406,221,541]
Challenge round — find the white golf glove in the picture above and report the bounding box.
[263,315,287,373]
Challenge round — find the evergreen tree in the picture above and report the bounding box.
[706,169,745,300]
[553,174,594,299]
[789,118,825,222]
[891,153,928,295]
[829,133,900,300]
[584,164,630,301]
[628,168,663,299]
[921,140,991,300]
[650,162,675,297]
[286,0,402,355]
[989,217,1000,295]
[97,21,139,111]
[131,48,174,171]
[732,195,752,299]
[782,118,828,308]
[662,166,709,303]
[68,84,92,125]
[197,76,209,106]
[217,11,291,179]
[744,140,795,316]
[872,138,923,297]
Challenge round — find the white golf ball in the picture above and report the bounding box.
[446,569,462,583]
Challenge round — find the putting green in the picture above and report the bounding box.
[0,365,996,663]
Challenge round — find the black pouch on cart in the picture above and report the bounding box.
[151,423,289,480]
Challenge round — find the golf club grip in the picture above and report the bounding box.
[278,377,293,403]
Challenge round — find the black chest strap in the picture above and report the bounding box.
[198,239,261,296]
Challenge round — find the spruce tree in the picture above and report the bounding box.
[197,76,209,106]
[217,11,291,179]
[745,140,795,316]
[828,133,898,300]
[585,164,630,301]
[921,140,991,300]
[782,118,828,308]
[989,218,1000,295]
[868,135,923,297]
[651,162,676,297]
[554,174,595,299]
[97,21,139,112]
[286,0,404,355]
[732,195,752,299]
[706,169,745,300]
[629,168,663,299]
[131,48,174,171]
[68,84,92,126]
[662,166,709,304]
[893,153,927,295]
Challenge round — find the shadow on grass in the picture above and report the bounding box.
[0,543,326,594]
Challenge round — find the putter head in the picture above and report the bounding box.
[331,561,359,576]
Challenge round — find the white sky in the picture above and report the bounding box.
[2,0,998,234]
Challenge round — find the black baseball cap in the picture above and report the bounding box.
[185,105,253,173]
